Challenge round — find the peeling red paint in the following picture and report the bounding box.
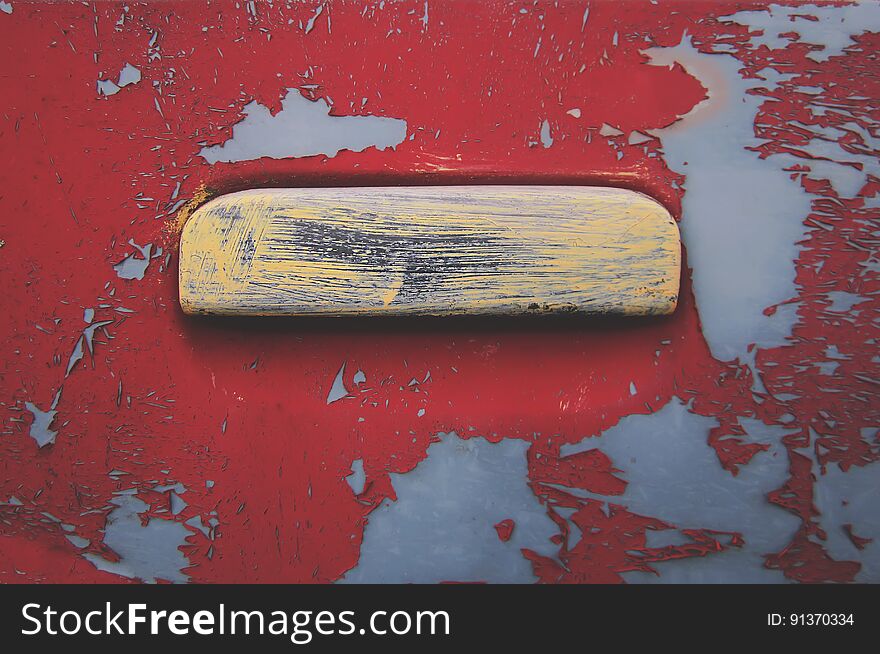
[494,519,515,543]
[0,0,877,584]
[843,524,872,551]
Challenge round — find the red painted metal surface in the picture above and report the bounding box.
[0,0,877,583]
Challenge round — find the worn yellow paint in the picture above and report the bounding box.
[179,186,680,317]
[169,183,215,235]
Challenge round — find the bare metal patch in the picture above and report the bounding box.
[199,90,407,163]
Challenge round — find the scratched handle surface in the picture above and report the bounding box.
[178,186,680,317]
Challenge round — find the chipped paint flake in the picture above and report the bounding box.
[97,62,141,96]
[304,3,324,34]
[83,491,191,583]
[539,119,553,148]
[326,362,349,404]
[24,394,60,448]
[346,459,366,495]
[199,89,407,163]
[113,240,152,280]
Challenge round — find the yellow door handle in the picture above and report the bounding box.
[178,186,680,317]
